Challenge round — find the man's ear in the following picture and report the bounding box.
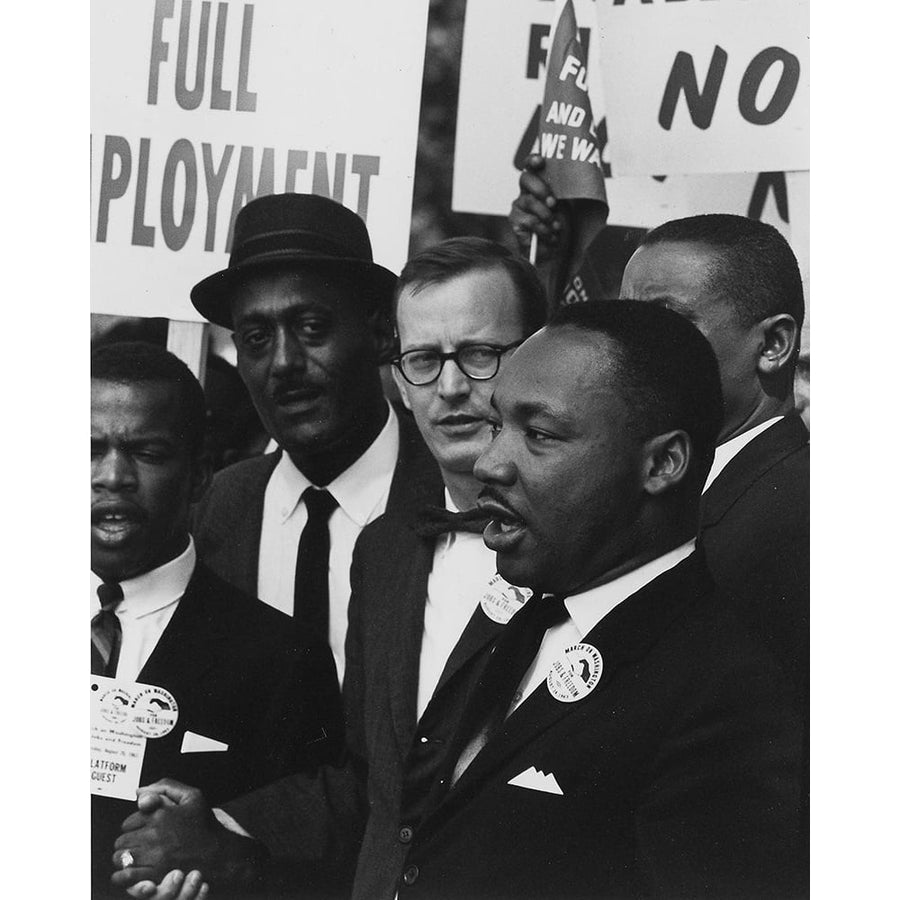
[367,304,397,366]
[391,364,413,412]
[642,429,691,496]
[189,453,213,504]
[757,313,799,377]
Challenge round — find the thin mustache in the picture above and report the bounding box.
[476,486,520,519]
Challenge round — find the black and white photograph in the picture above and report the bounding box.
[7,0,883,896]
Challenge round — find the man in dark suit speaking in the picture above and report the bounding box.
[394,301,807,898]
[91,342,340,898]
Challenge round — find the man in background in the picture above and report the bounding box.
[512,174,809,693]
[189,193,439,716]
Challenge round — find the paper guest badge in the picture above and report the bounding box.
[547,643,603,703]
[90,676,181,799]
[480,575,533,624]
[91,675,147,800]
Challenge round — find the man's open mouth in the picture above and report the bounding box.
[91,503,145,546]
[477,494,527,550]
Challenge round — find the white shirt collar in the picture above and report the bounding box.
[565,540,696,639]
[269,403,399,527]
[704,416,784,492]
[437,487,485,553]
[90,537,196,619]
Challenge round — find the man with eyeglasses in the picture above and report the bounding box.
[112,237,549,900]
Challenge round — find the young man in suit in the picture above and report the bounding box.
[110,238,548,899]
[396,301,807,898]
[91,342,341,898]
[189,192,439,702]
[512,175,809,692]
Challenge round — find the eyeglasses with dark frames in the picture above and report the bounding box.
[392,340,524,386]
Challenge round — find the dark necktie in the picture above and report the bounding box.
[91,582,124,677]
[450,594,568,784]
[413,505,492,538]
[293,487,339,645]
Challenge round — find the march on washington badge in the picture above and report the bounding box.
[131,685,179,737]
[480,574,533,624]
[547,643,603,703]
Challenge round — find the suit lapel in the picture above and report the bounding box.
[432,603,504,698]
[380,409,445,747]
[702,415,809,529]
[137,566,223,698]
[421,555,714,832]
[237,453,280,592]
[386,522,436,750]
[385,407,444,517]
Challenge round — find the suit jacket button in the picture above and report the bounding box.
[399,826,413,843]
[402,865,419,885]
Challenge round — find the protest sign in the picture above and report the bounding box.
[453,0,802,244]
[91,0,429,322]
[595,0,809,177]
[536,0,606,206]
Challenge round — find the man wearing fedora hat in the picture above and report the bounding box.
[189,193,441,712]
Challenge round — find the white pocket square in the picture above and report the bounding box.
[180,731,228,754]
[507,766,563,795]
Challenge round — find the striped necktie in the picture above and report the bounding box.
[91,582,124,677]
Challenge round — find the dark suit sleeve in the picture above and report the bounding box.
[702,445,809,693]
[240,639,344,787]
[216,633,363,897]
[190,457,274,598]
[218,538,376,876]
[633,640,807,898]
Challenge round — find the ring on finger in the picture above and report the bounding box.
[120,849,135,869]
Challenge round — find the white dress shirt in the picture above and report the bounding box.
[416,490,500,720]
[510,540,697,715]
[256,404,399,683]
[90,538,197,683]
[704,416,783,493]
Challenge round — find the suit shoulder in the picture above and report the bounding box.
[188,564,296,645]
[193,453,278,533]
[205,453,279,500]
[721,444,808,533]
[353,508,424,574]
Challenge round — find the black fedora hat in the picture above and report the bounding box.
[191,193,398,328]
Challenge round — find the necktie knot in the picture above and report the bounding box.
[96,581,124,611]
[92,582,124,677]
[303,487,339,521]
[506,593,568,637]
